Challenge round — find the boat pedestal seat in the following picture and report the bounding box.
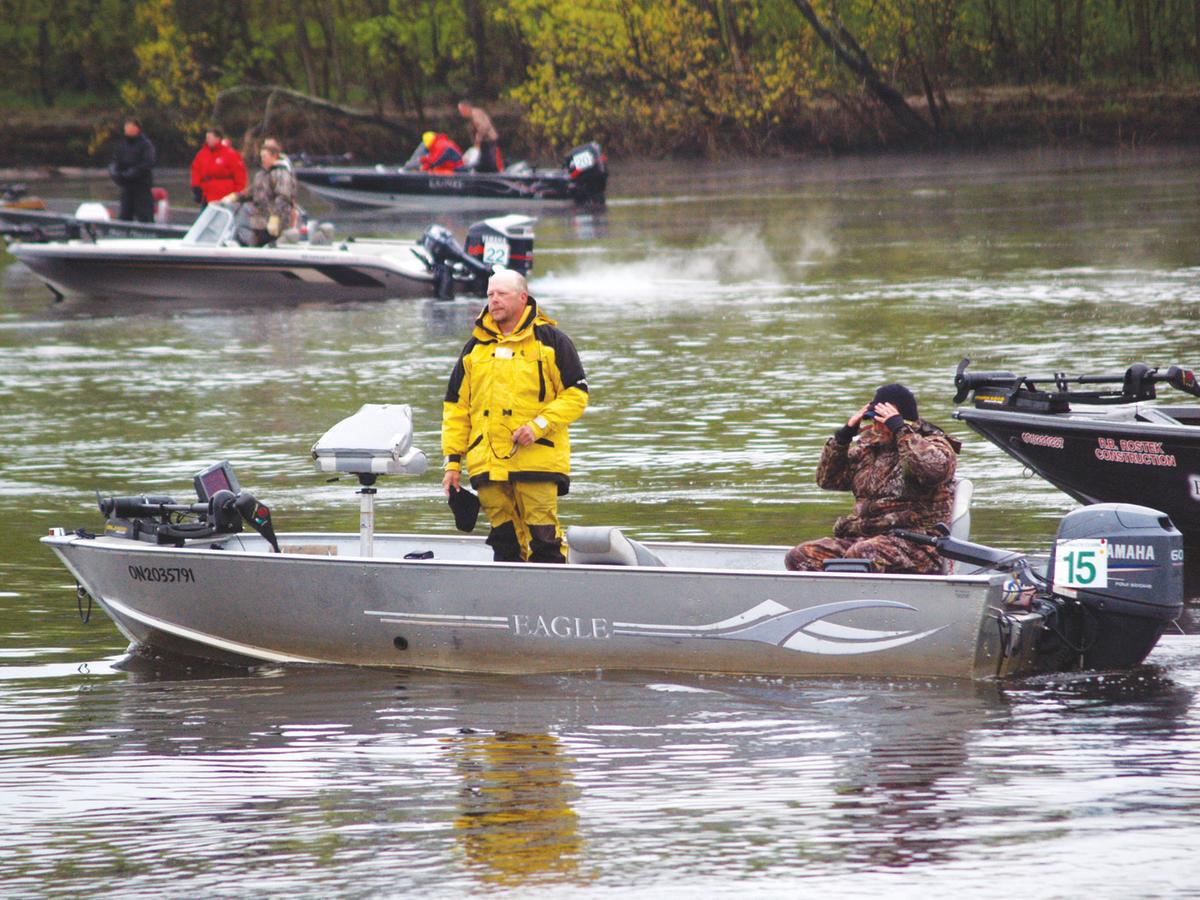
[311,403,428,477]
[566,526,666,567]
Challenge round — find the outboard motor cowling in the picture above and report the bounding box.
[563,142,607,205]
[465,214,535,277]
[1048,503,1183,668]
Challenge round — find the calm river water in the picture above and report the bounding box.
[2,148,1200,896]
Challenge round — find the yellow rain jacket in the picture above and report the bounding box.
[442,299,588,494]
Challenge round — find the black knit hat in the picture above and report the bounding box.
[869,383,919,421]
[448,485,480,532]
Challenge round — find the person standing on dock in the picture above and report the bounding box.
[108,117,156,222]
[221,137,297,247]
[785,383,961,575]
[457,100,503,173]
[190,128,247,208]
[442,269,589,563]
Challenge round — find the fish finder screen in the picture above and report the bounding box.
[193,461,241,502]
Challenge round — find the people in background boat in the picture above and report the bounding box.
[221,137,297,247]
[785,383,962,575]
[457,100,503,173]
[108,117,156,222]
[442,269,589,563]
[420,131,465,174]
[190,128,247,208]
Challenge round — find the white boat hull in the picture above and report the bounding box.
[12,239,436,302]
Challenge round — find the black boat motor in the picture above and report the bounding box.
[1048,503,1183,669]
[899,500,1182,672]
[421,215,535,300]
[564,142,607,205]
[420,224,482,300]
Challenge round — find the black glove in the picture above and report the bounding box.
[192,186,203,204]
[883,414,906,433]
[835,423,859,445]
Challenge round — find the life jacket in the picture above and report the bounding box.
[443,299,588,493]
[421,134,464,174]
[191,143,248,203]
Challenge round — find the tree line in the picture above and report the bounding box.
[1,0,1196,157]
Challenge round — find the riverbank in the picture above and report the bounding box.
[1,84,1197,171]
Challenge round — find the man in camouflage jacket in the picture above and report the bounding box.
[222,137,296,247]
[785,383,962,574]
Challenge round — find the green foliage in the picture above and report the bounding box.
[503,0,816,152]
[117,0,217,143]
[0,0,1197,156]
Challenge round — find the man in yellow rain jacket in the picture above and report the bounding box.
[441,269,589,562]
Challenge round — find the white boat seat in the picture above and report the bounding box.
[311,403,428,477]
[943,477,974,574]
[948,477,973,540]
[566,526,666,567]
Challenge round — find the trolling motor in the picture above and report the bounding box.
[419,214,535,301]
[98,460,279,552]
[953,357,1200,412]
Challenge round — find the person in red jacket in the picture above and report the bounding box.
[190,128,248,206]
[419,131,464,174]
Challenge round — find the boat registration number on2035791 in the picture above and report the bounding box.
[128,565,196,584]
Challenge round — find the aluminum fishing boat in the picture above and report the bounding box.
[294,142,607,210]
[11,204,535,302]
[41,404,1184,681]
[953,358,1200,540]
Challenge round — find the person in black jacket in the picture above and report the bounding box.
[109,117,156,222]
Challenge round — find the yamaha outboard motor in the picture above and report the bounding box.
[421,215,535,301]
[564,142,607,205]
[465,214,535,278]
[1048,503,1183,669]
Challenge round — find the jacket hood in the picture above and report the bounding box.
[473,295,555,341]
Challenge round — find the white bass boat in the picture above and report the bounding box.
[11,204,535,302]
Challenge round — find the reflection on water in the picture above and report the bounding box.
[449,731,581,886]
[2,147,1200,894]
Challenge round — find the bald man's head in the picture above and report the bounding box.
[486,268,530,334]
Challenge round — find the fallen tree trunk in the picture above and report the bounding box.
[213,85,408,135]
[789,0,936,140]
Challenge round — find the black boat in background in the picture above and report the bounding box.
[294,141,608,211]
[952,358,1200,540]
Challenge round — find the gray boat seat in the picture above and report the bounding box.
[566,526,666,567]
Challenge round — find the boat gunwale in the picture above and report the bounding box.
[955,405,1200,434]
[41,531,1003,586]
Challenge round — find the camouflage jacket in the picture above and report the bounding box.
[240,163,296,230]
[816,420,962,539]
